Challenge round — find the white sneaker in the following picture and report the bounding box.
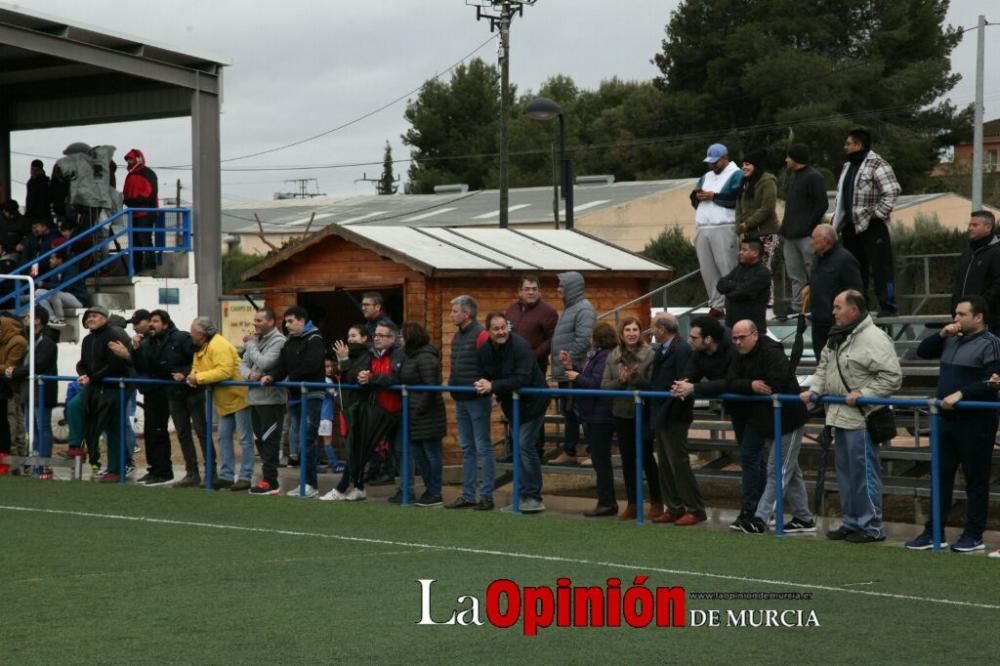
[345,487,366,501]
[319,488,348,502]
[988,549,1000,559]
[520,497,545,513]
[285,484,318,498]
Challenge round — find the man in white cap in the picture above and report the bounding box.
[690,143,743,319]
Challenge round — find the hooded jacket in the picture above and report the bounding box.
[550,271,596,381]
[192,333,248,416]
[122,149,158,219]
[399,344,447,440]
[810,315,902,430]
[0,316,27,373]
[240,327,287,405]
[736,171,779,237]
[269,321,325,404]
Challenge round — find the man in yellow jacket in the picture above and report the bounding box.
[187,316,253,490]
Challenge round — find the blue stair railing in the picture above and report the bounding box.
[0,208,192,315]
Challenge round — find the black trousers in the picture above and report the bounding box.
[925,417,998,540]
[143,392,173,479]
[842,218,896,313]
[169,389,216,477]
[614,416,662,506]
[585,421,617,508]
[252,403,286,487]
[811,322,832,360]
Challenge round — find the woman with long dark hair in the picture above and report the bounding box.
[601,316,663,520]
[560,322,618,517]
[736,149,780,306]
[398,321,446,507]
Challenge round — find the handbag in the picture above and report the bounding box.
[336,375,349,437]
[834,350,896,444]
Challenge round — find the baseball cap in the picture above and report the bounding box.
[703,143,728,164]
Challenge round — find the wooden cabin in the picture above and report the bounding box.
[241,225,673,461]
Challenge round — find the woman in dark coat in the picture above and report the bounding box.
[399,322,446,506]
[560,322,618,517]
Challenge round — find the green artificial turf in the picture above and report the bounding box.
[2,477,999,664]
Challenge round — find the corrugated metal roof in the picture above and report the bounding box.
[244,225,671,280]
[223,179,696,235]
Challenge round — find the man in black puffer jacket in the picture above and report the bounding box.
[952,210,1000,334]
[76,305,134,482]
[717,238,771,333]
[725,319,813,535]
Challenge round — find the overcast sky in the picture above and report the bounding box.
[8,0,1000,203]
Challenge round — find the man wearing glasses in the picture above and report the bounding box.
[360,292,394,343]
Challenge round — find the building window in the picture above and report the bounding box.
[988,150,997,173]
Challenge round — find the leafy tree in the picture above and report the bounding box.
[652,0,972,189]
[377,141,398,195]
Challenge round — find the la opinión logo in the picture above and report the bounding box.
[416,577,686,635]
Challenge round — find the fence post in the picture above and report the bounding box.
[634,391,645,526]
[118,379,127,484]
[401,386,411,507]
[205,389,214,491]
[511,390,521,515]
[127,210,135,277]
[35,378,46,476]
[929,399,943,552]
[299,384,308,497]
[772,394,784,537]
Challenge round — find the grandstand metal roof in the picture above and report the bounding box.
[0,2,228,130]
[222,179,697,235]
[244,225,672,280]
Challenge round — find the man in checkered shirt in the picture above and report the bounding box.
[831,128,902,316]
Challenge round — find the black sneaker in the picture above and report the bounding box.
[416,493,443,508]
[388,490,403,504]
[249,480,280,496]
[729,511,752,532]
[747,517,768,534]
[447,497,477,509]
[143,476,175,488]
[783,517,817,533]
[474,498,495,511]
[135,472,153,484]
[845,531,886,544]
[173,474,201,488]
[287,456,300,467]
[826,525,853,540]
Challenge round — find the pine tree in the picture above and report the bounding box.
[377,141,397,195]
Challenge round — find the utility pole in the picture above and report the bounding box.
[469,1,536,229]
[973,14,986,210]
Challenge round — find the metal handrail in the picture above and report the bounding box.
[597,267,701,321]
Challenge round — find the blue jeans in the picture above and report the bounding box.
[456,397,494,501]
[738,426,768,516]
[126,389,138,454]
[515,414,544,501]
[218,408,254,481]
[834,428,884,538]
[411,438,443,498]
[287,395,322,487]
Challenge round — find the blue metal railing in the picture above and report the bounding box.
[32,374,993,552]
[1,208,192,314]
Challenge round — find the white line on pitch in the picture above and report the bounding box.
[2,504,997,611]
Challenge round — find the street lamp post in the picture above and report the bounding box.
[525,97,573,230]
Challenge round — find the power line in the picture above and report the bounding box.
[186,34,499,166]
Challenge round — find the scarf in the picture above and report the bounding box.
[826,316,864,350]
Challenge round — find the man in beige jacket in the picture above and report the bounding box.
[801,290,901,543]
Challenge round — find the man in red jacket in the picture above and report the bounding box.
[505,275,558,461]
[122,148,159,272]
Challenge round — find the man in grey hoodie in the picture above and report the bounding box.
[240,308,287,495]
[549,271,596,465]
